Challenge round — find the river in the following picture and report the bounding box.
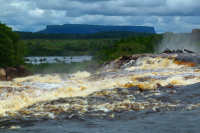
[1,53,200,132]
[24,56,93,64]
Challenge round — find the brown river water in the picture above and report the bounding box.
[1,54,200,132]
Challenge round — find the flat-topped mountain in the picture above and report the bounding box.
[37,24,156,34]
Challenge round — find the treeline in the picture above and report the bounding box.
[92,34,163,62]
[18,30,155,56]
[15,31,153,40]
[91,31,199,62]
[24,39,117,56]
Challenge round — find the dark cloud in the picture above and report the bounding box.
[68,0,112,3]
[0,0,200,33]
[122,0,167,7]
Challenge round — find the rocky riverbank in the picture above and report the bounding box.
[0,65,33,81]
[86,53,200,74]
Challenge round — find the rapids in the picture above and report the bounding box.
[1,54,200,132]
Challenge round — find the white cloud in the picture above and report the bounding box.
[29,8,44,18]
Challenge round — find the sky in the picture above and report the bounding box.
[0,0,200,33]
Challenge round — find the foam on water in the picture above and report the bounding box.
[0,57,200,118]
[126,57,182,71]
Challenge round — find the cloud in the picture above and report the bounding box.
[0,0,200,32]
[121,0,167,7]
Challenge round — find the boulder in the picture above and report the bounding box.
[97,61,122,72]
[108,61,121,69]
[121,55,131,60]
[16,65,26,77]
[0,67,6,81]
[24,70,33,76]
[85,65,98,74]
[5,67,18,80]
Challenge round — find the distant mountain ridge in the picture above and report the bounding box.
[37,24,156,34]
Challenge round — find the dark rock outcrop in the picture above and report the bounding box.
[5,67,18,80]
[16,65,26,77]
[85,65,98,74]
[161,48,194,54]
[86,52,200,74]
[24,70,33,77]
[0,66,33,81]
[0,67,6,80]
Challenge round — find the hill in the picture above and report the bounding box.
[37,24,156,34]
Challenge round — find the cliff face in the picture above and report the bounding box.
[37,24,156,34]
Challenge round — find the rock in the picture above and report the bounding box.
[130,54,148,60]
[96,60,122,72]
[121,55,131,60]
[0,67,6,81]
[85,64,98,74]
[5,67,18,80]
[161,48,195,54]
[16,65,26,77]
[24,70,33,76]
[108,61,121,69]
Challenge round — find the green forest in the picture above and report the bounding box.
[92,35,163,62]
[17,31,154,56]
[1,21,199,74]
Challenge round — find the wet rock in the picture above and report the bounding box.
[171,82,200,104]
[0,67,6,81]
[0,66,33,81]
[156,83,162,87]
[161,48,195,54]
[114,108,126,113]
[24,70,33,76]
[85,64,98,73]
[121,55,131,60]
[107,61,121,69]
[120,60,135,70]
[87,60,122,73]
[130,54,146,60]
[127,86,140,92]
[164,85,174,88]
[5,67,18,80]
[184,49,194,53]
[16,65,26,77]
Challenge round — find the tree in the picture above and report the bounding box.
[54,58,58,63]
[43,58,47,63]
[70,57,73,62]
[0,22,27,67]
[39,59,43,63]
[34,59,37,64]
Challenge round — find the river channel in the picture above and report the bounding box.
[24,56,92,64]
[1,54,200,132]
